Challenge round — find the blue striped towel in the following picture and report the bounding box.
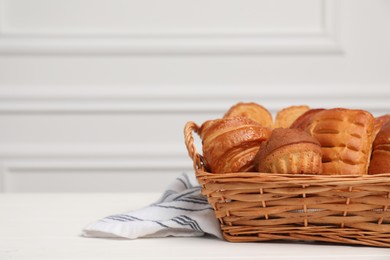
[82,173,222,239]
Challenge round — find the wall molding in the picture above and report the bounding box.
[0,32,342,55]
[0,143,187,160]
[0,164,4,192]
[2,158,191,172]
[0,0,342,55]
[0,86,389,114]
[0,143,193,192]
[0,143,191,170]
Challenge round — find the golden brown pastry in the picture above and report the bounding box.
[255,128,322,174]
[295,108,375,175]
[368,121,390,174]
[223,102,273,128]
[290,108,325,129]
[274,105,310,129]
[199,117,271,173]
[373,114,390,140]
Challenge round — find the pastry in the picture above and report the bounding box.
[290,108,325,129]
[296,108,375,175]
[274,105,310,128]
[255,128,322,174]
[223,102,273,128]
[199,117,271,173]
[368,121,390,174]
[373,114,390,139]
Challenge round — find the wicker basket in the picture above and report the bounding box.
[184,121,390,247]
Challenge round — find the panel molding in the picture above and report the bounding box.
[0,0,342,55]
[0,164,4,192]
[2,157,191,172]
[0,143,187,162]
[0,144,193,192]
[0,144,191,172]
[0,86,389,114]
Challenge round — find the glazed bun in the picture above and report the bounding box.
[223,102,273,128]
[373,114,390,140]
[368,121,390,174]
[290,108,325,130]
[274,105,310,128]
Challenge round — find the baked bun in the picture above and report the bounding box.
[290,108,325,129]
[255,128,322,174]
[374,114,390,129]
[368,121,390,174]
[373,114,390,139]
[223,102,273,128]
[274,105,310,128]
[295,108,375,175]
[199,117,271,173]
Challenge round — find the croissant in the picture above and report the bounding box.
[223,102,273,128]
[199,117,271,173]
[292,108,375,175]
[368,121,390,174]
[255,128,322,174]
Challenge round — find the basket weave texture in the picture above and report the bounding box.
[184,121,390,247]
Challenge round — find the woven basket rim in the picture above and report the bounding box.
[196,170,390,181]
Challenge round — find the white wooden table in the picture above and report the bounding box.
[1,193,390,260]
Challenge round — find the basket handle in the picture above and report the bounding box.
[184,121,207,171]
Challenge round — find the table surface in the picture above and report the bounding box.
[1,193,390,260]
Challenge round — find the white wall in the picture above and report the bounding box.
[0,0,389,192]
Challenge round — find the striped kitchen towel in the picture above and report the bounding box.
[82,173,222,239]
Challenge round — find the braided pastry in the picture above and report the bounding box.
[292,108,375,175]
